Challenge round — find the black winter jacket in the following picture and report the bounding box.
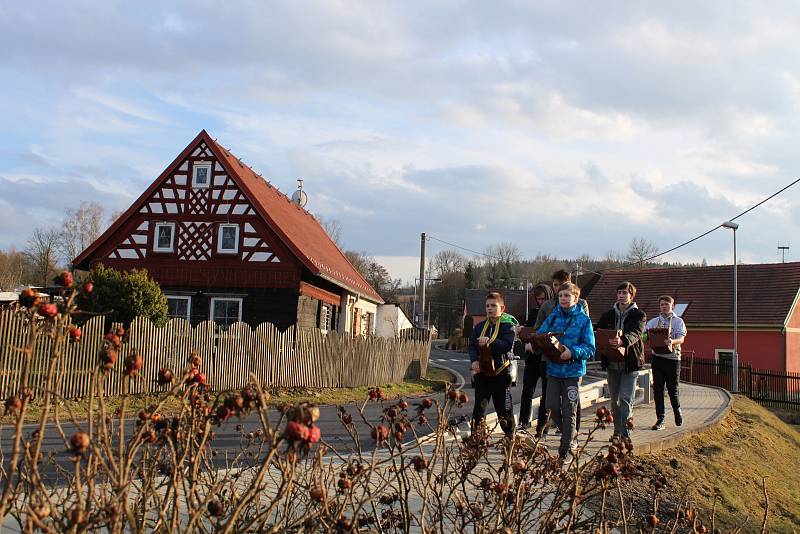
[596,305,647,372]
[468,319,516,371]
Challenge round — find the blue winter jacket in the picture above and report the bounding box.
[537,304,596,379]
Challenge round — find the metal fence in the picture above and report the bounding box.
[679,354,800,409]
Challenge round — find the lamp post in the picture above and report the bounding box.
[415,277,441,329]
[722,221,739,393]
[502,277,530,323]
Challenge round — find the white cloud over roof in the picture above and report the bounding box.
[1,1,800,267]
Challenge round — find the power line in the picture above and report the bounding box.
[426,176,800,271]
[425,234,502,261]
[609,176,800,270]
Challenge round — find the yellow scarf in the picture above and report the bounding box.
[479,317,501,344]
[478,318,509,373]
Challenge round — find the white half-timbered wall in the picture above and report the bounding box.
[105,141,283,263]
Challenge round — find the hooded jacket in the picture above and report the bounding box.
[537,304,595,379]
[596,302,647,372]
[469,313,518,372]
[535,297,589,330]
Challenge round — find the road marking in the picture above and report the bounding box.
[450,359,463,362]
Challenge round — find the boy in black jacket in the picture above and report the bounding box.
[469,291,517,437]
[596,281,647,441]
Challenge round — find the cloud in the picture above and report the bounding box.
[2,1,800,269]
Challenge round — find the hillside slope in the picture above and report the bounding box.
[639,396,800,532]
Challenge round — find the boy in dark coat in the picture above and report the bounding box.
[469,291,517,437]
[596,281,647,441]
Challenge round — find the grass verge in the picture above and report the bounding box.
[3,366,456,424]
[594,395,800,532]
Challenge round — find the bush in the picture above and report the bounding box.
[79,264,168,327]
[0,291,769,533]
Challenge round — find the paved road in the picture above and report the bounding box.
[0,344,545,482]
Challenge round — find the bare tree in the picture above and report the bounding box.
[24,227,61,287]
[345,250,401,302]
[0,248,30,290]
[483,242,522,288]
[318,216,344,249]
[430,250,467,279]
[108,208,124,226]
[625,237,659,268]
[59,201,106,266]
[483,242,521,266]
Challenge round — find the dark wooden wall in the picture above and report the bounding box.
[163,286,299,330]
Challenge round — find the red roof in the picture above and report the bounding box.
[585,262,800,327]
[74,131,383,303]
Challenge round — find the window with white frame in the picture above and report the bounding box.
[192,162,212,188]
[166,296,191,322]
[154,223,175,252]
[715,349,733,375]
[320,304,331,332]
[211,297,242,328]
[217,224,239,253]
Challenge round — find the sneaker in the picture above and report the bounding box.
[569,440,579,454]
[652,419,665,431]
[674,409,683,427]
[516,423,530,434]
[609,433,621,443]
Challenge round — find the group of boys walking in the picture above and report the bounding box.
[468,270,687,461]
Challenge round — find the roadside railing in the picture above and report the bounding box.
[679,355,800,409]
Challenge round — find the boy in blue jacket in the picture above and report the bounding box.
[469,291,517,438]
[537,282,595,460]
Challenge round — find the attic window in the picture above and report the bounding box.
[673,303,689,317]
[217,224,239,253]
[154,223,175,253]
[192,162,212,188]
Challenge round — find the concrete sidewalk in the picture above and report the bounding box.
[522,381,732,457]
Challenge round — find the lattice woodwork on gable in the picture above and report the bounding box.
[210,170,256,216]
[191,142,214,158]
[176,222,214,261]
[108,222,149,260]
[187,188,210,215]
[140,172,186,215]
[137,145,257,217]
[241,222,282,263]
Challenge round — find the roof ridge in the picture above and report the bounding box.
[206,132,382,302]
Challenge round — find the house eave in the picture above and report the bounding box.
[318,273,383,304]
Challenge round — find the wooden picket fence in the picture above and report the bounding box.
[0,310,431,400]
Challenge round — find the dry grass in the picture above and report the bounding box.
[623,395,800,532]
[2,366,455,424]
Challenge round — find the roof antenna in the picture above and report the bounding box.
[291,179,308,208]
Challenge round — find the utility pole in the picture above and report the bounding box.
[779,245,790,263]
[419,232,426,328]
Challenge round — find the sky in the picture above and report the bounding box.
[2,1,800,282]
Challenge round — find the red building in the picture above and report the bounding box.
[73,130,383,332]
[585,263,800,374]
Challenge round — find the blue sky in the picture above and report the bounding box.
[2,2,800,282]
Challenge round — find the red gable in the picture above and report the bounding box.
[586,262,800,327]
[73,130,383,303]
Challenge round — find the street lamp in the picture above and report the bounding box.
[721,221,739,393]
[502,277,530,323]
[414,277,441,329]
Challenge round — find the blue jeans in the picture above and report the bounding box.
[606,363,638,438]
